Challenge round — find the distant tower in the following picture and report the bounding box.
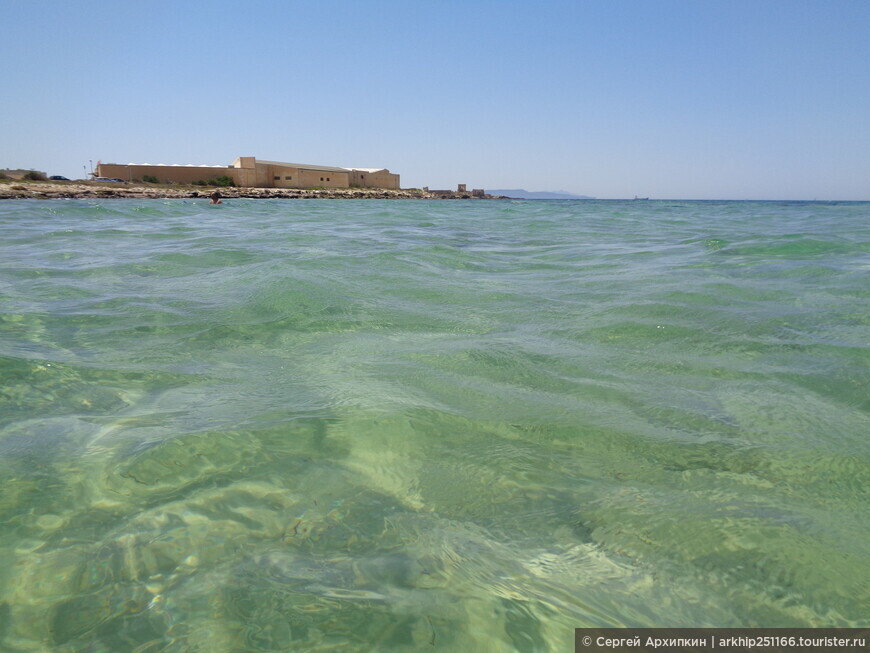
[457,184,467,192]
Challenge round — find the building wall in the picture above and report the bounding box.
[232,157,262,187]
[348,169,400,189]
[296,167,349,188]
[97,163,241,185]
[266,165,301,189]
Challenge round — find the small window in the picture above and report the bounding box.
[327,177,330,182]
[320,177,324,182]
[274,176,280,180]
[285,176,292,180]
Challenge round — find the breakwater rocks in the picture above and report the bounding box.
[0,181,506,201]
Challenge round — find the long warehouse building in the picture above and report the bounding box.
[96,156,400,189]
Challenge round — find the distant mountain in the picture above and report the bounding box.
[487,189,595,200]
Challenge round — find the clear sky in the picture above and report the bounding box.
[3,0,868,199]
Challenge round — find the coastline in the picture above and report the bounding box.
[0,180,505,201]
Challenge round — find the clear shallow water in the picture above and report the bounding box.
[0,198,867,651]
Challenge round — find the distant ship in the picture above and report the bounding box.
[633,196,650,200]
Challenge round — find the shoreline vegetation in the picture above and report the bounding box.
[0,179,508,201]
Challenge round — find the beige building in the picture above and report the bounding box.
[96,156,400,190]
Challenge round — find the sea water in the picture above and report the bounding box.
[0,198,867,651]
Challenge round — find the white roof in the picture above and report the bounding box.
[120,160,388,172]
[127,163,226,168]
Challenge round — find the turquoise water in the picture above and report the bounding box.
[0,198,867,651]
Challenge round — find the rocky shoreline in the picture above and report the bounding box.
[0,180,507,201]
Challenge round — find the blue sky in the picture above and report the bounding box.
[3,0,868,199]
